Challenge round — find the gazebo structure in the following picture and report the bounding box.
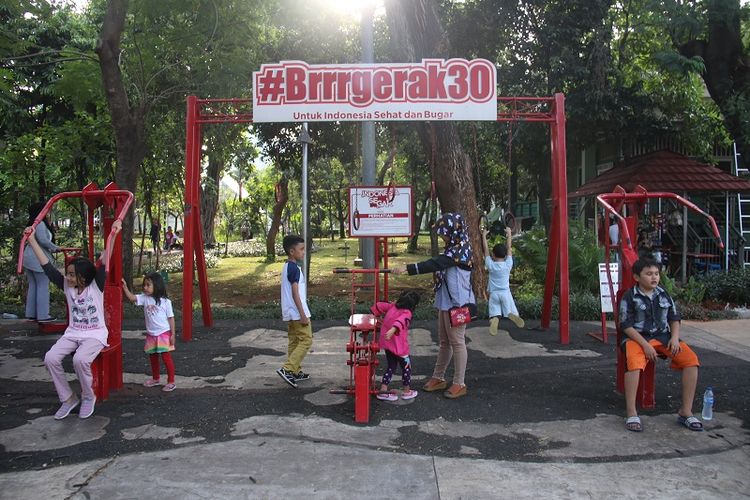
[570,150,750,281]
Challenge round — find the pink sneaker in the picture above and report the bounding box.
[78,396,96,419]
[162,383,176,392]
[143,379,161,387]
[54,398,79,420]
[376,392,398,401]
[401,390,419,400]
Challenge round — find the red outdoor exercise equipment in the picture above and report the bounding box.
[17,182,134,401]
[597,185,723,408]
[182,93,570,343]
[330,237,392,424]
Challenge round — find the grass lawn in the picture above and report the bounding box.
[166,236,438,315]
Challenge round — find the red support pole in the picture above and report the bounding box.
[553,93,570,344]
[541,206,559,328]
[354,364,371,423]
[541,110,560,330]
[183,96,198,342]
[193,122,212,326]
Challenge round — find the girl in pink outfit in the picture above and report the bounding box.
[24,220,121,420]
[371,291,421,401]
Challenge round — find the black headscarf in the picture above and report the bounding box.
[27,201,55,244]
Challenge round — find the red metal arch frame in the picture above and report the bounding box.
[183,94,569,343]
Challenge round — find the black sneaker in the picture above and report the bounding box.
[293,371,310,382]
[38,317,57,323]
[276,368,298,388]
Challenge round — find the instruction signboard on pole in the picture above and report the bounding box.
[598,263,619,313]
[348,186,412,238]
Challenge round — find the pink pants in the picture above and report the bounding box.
[44,337,104,402]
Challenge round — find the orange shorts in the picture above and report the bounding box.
[624,338,700,372]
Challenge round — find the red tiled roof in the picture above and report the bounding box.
[570,150,750,198]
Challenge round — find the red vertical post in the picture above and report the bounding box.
[553,93,570,344]
[354,364,371,423]
[541,102,561,330]
[101,189,124,392]
[541,182,560,329]
[194,210,212,326]
[190,121,212,328]
[182,96,198,341]
[382,238,389,302]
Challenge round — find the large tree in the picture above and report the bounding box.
[94,0,146,282]
[93,0,277,282]
[672,0,750,164]
[384,0,486,292]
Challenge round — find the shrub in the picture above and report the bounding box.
[141,252,220,275]
[514,279,544,302]
[678,302,738,321]
[659,273,678,298]
[221,239,282,258]
[516,291,602,321]
[513,222,603,295]
[680,276,706,305]
[698,268,750,305]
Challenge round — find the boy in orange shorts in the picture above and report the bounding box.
[619,258,702,432]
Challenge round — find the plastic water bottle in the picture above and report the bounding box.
[701,387,714,421]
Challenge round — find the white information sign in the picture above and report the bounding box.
[598,263,619,313]
[252,59,498,122]
[348,186,412,238]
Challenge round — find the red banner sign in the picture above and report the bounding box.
[253,59,497,122]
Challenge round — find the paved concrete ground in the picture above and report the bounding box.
[0,316,748,499]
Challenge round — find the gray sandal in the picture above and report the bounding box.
[625,415,643,432]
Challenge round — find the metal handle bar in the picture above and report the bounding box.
[17,189,134,274]
[597,190,724,250]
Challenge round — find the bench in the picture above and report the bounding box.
[616,332,657,409]
[615,289,657,409]
[90,342,123,401]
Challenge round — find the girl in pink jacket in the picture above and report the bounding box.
[371,291,421,401]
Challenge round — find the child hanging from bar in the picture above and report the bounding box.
[481,226,524,335]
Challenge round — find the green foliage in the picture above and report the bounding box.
[678,302,737,321]
[659,273,678,298]
[513,223,603,295]
[515,292,602,321]
[698,268,750,305]
[140,252,219,276]
[680,276,707,305]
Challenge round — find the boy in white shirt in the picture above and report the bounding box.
[276,235,313,388]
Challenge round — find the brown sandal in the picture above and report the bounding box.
[423,378,448,392]
[443,384,467,399]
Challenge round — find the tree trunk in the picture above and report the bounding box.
[96,0,147,284]
[680,0,750,166]
[266,179,288,262]
[376,126,398,185]
[200,152,222,247]
[385,0,486,294]
[408,194,428,252]
[336,183,346,239]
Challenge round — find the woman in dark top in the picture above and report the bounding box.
[394,212,475,399]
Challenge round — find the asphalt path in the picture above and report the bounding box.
[1,317,748,498]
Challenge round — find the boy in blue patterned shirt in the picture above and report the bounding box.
[619,258,701,432]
